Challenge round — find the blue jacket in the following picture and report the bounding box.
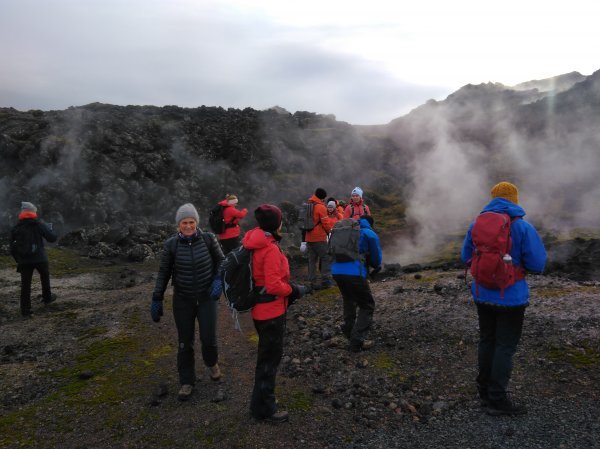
[461,198,547,307]
[331,218,382,278]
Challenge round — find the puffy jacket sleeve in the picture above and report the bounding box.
[460,222,475,263]
[366,230,382,268]
[513,221,547,273]
[152,237,176,301]
[39,222,58,243]
[232,207,248,221]
[204,232,225,273]
[262,245,293,298]
[315,203,332,233]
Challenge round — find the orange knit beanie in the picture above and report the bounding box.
[491,182,519,204]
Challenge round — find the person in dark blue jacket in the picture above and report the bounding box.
[461,182,547,416]
[10,202,58,317]
[331,215,382,352]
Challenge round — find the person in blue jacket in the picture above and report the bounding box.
[332,215,382,352]
[461,182,547,416]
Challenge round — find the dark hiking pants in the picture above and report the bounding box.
[250,314,286,419]
[219,236,242,255]
[333,275,375,344]
[172,295,218,385]
[19,262,52,315]
[307,241,331,285]
[476,303,525,401]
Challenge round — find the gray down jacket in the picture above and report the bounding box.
[152,231,224,301]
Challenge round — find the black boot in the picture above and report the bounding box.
[485,395,527,416]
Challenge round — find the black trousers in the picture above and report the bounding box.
[333,275,375,344]
[476,303,525,401]
[19,262,52,315]
[172,295,218,385]
[250,314,286,419]
[219,236,241,255]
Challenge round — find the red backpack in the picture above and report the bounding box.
[469,212,525,296]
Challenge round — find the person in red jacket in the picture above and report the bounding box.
[343,187,371,220]
[217,194,248,254]
[305,188,333,290]
[243,204,307,423]
[326,198,343,225]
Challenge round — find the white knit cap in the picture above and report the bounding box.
[21,202,37,212]
[351,187,363,198]
[175,203,199,224]
[327,201,336,208]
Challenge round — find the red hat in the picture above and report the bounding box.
[254,204,282,232]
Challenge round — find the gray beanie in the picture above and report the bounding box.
[21,201,37,213]
[175,203,199,224]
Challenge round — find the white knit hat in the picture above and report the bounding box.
[327,201,336,209]
[21,201,37,212]
[351,187,363,198]
[175,203,199,224]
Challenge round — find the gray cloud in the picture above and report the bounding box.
[0,0,447,124]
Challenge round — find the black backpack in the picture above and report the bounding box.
[297,202,315,232]
[10,222,41,262]
[208,204,226,234]
[220,246,258,312]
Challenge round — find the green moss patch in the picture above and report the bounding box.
[547,345,600,368]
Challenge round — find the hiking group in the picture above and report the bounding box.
[8,180,546,423]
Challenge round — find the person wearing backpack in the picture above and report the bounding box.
[305,188,333,290]
[461,182,547,416]
[10,202,58,317]
[331,215,382,352]
[343,187,371,220]
[243,204,308,423]
[150,203,225,401]
[216,194,248,255]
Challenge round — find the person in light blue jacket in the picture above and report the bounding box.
[461,182,547,416]
[332,216,382,352]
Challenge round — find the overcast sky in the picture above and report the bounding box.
[1,0,598,124]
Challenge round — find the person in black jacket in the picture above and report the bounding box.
[150,203,225,401]
[10,202,58,317]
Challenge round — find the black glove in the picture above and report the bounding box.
[150,300,164,322]
[370,266,382,278]
[288,283,308,302]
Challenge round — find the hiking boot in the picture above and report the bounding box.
[349,339,374,352]
[265,410,289,423]
[321,280,335,289]
[209,363,222,381]
[42,294,57,304]
[361,340,374,350]
[177,384,194,401]
[485,396,527,416]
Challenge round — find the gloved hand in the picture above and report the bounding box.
[288,283,308,303]
[150,300,164,322]
[299,242,307,253]
[209,276,223,301]
[370,266,382,278]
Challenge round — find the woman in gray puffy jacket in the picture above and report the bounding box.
[151,203,224,401]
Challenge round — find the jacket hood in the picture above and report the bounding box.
[218,199,232,207]
[308,195,323,204]
[482,197,526,217]
[242,227,275,250]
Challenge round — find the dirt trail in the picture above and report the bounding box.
[0,261,599,449]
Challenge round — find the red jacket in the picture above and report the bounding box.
[305,195,332,242]
[327,210,342,228]
[343,200,371,220]
[243,227,292,321]
[217,200,248,240]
